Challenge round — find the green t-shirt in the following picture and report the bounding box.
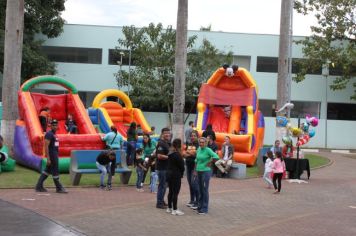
[195,147,219,172]
[143,140,157,157]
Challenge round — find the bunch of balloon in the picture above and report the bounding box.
[296,115,319,147]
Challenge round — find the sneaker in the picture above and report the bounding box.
[106,185,112,191]
[172,209,184,216]
[186,202,194,207]
[99,185,106,190]
[56,188,68,194]
[190,205,198,210]
[140,183,144,187]
[166,208,172,213]
[197,211,206,215]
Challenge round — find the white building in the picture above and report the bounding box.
[8,24,356,149]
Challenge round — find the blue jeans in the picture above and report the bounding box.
[197,170,212,213]
[126,141,136,166]
[186,162,199,204]
[156,170,167,205]
[150,171,158,192]
[136,167,144,189]
[96,162,112,186]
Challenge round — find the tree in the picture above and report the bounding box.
[1,0,65,148]
[115,23,233,127]
[0,0,66,80]
[172,0,188,141]
[1,0,24,148]
[294,0,356,99]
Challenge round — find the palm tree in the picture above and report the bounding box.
[172,0,188,140]
[1,0,24,148]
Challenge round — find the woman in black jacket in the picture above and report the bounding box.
[166,138,185,216]
[202,124,216,141]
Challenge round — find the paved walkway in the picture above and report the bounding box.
[0,151,355,236]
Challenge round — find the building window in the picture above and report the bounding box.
[233,56,251,71]
[108,49,135,66]
[292,58,322,75]
[290,101,320,119]
[259,99,277,117]
[256,57,278,73]
[327,103,356,121]
[42,46,102,64]
[259,99,320,118]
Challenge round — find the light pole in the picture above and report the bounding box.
[117,51,124,91]
[322,61,330,149]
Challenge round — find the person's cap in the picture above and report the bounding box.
[51,119,58,125]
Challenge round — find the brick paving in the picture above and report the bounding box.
[0,151,355,236]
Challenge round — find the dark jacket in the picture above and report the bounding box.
[167,151,185,178]
[96,151,116,175]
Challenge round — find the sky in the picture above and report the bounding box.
[61,0,317,36]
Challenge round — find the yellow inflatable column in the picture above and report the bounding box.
[228,106,241,134]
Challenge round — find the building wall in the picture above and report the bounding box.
[32,24,356,149]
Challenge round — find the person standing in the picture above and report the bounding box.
[263,150,274,188]
[142,134,157,187]
[156,127,171,209]
[135,148,146,192]
[103,126,123,150]
[126,122,138,165]
[35,119,67,193]
[207,135,219,176]
[215,136,234,176]
[96,150,116,190]
[202,124,216,141]
[282,141,295,158]
[39,107,51,132]
[184,121,194,143]
[195,137,219,215]
[166,138,185,215]
[272,151,286,194]
[270,140,282,156]
[183,130,200,210]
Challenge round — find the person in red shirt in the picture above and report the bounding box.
[282,142,295,158]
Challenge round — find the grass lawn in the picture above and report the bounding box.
[0,154,330,188]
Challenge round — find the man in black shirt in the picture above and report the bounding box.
[96,150,116,190]
[35,119,67,193]
[156,127,171,209]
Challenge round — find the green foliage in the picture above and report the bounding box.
[294,0,356,99]
[0,0,66,80]
[115,23,233,111]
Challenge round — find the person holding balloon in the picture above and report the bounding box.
[282,141,295,158]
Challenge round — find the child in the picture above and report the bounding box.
[39,107,51,132]
[263,151,274,188]
[272,151,286,194]
[65,113,77,134]
[135,148,146,192]
[149,151,158,193]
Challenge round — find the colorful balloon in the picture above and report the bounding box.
[297,134,310,146]
[310,117,319,127]
[309,129,315,138]
[291,127,303,137]
[282,136,292,145]
[276,116,288,127]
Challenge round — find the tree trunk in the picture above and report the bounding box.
[276,0,293,142]
[1,0,24,150]
[172,0,188,141]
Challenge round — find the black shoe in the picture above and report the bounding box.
[56,188,68,194]
[35,187,48,192]
[107,185,112,191]
[156,204,167,209]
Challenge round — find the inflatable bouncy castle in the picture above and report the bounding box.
[14,76,104,172]
[88,89,156,139]
[196,66,265,166]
